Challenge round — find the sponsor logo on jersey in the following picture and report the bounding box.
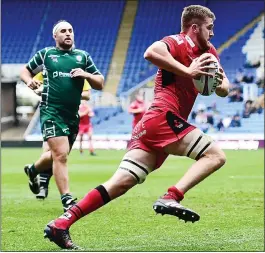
[48,54,60,62]
[131,130,146,140]
[53,71,71,78]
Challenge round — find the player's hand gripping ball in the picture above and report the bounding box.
[193,53,219,96]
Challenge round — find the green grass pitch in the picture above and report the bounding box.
[1,148,264,251]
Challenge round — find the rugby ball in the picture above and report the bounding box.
[192,54,219,96]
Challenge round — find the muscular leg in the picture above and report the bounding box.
[44,149,156,249]
[47,136,70,195]
[103,149,156,198]
[164,128,226,193]
[47,136,77,211]
[33,151,53,172]
[153,128,226,221]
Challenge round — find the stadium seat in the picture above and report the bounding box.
[2,0,125,79]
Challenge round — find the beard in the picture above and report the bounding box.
[197,34,210,51]
[58,40,74,50]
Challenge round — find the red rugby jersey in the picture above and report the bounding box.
[152,32,219,120]
[79,104,91,125]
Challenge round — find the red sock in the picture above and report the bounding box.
[54,185,110,229]
[162,186,184,201]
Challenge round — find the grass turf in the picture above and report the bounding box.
[1,148,264,251]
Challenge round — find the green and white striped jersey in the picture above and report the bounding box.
[26,47,101,117]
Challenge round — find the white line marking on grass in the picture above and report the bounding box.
[229,175,263,179]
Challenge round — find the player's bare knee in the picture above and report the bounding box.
[58,153,68,164]
[103,171,136,198]
[203,148,226,170]
[116,174,136,195]
[214,149,226,168]
[53,151,68,164]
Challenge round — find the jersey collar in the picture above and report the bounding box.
[55,47,74,53]
[180,32,208,55]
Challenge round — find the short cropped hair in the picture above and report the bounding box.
[181,5,215,31]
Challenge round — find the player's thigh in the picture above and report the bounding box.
[47,136,70,159]
[125,148,157,169]
[164,128,213,160]
[111,148,157,185]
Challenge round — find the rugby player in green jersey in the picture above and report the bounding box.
[20,20,104,211]
[33,72,91,200]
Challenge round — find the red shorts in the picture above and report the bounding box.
[127,107,195,169]
[78,123,93,134]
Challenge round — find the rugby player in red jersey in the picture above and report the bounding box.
[78,100,96,156]
[128,91,147,129]
[44,5,229,249]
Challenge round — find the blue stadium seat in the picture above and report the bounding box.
[117,0,264,95]
[7,0,262,138]
[2,0,48,63]
[2,0,125,79]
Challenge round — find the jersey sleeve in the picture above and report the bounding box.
[33,72,43,82]
[160,35,180,58]
[85,53,101,75]
[83,79,91,91]
[26,48,46,75]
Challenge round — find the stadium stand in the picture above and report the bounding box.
[38,0,125,78]
[2,0,48,63]
[107,13,264,135]
[117,0,197,95]
[117,0,264,95]
[2,0,125,78]
[2,0,263,139]
[208,1,264,48]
